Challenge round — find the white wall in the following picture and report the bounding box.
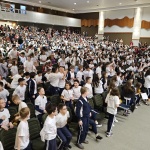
[104,9,135,33]
[0,10,81,27]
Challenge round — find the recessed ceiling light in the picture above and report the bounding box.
[39,1,41,3]
[119,3,122,5]
[72,9,75,10]
[87,1,89,3]
[74,3,76,5]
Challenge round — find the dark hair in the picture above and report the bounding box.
[110,88,120,97]
[24,72,30,76]
[38,87,44,93]
[18,70,24,75]
[58,103,66,111]
[37,70,42,74]
[46,103,57,115]
[86,77,91,83]
[18,78,25,83]
[92,73,99,87]
[0,81,3,87]
[74,80,79,84]
[52,66,58,73]
[65,82,72,89]
[30,72,36,78]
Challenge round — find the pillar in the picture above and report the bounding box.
[98,11,105,40]
[132,7,142,46]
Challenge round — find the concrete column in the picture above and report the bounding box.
[98,11,105,40]
[132,7,142,46]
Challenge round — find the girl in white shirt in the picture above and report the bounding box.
[61,82,74,110]
[105,88,120,137]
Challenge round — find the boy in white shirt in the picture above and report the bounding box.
[56,103,72,150]
[35,88,47,126]
[35,71,43,85]
[0,82,9,107]
[40,103,57,150]
[72,80,81,101]
[0,98,13,130]
[14,107,31,150]
[84,77,93,99]
[13,78,26,101]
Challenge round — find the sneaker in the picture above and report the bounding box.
[112,124,115,127]
[82,140,89,144]
[96,135,103,140]
[76,143,84,149]
[135,106,138,109]
[114,119,118,123]
[68,145,72,149]
[106,132,113,137]
[96,124,102,128]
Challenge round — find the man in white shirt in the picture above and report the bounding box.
[56,103,72,150]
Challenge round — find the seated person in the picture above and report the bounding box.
[0,98,13,130]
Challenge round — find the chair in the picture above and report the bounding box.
[28,118,45,150]
[0,127,17,150]
[87,98,94,109]
[93,94,103,111]
[8,106,18,117]
[26,102,36,118]
[50,95,61,106]
[42,113,48,124]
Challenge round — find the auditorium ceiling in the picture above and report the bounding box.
[2,0,150,13]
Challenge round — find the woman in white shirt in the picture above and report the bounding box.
[144,69,150,98]
[105,88,120,137]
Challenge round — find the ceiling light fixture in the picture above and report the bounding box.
[39,1,41,3]
[87,1,90,3]
[72,9,75,10]
[74,3,76,5]
[119,3,122,5]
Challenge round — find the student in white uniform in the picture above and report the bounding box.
[56,103,72,150]
[0,82,9,107]
[35,71,43,85]
[76,66,84,86]
[61,82,74,110]
[13,78,26,101]
[35,88,47,126]
[84,77,93,99]
[40,103,57,150]
[0,98,13,130]
[14,107,31,150]
[105,88,120,137]
[11,70,24,89]
[72,80,81,101]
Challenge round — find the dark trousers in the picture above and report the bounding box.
[146,88,150,98]
[57,126,72,149]
[37,114,43,128]
[77,117,89,144]
[30,93,38,104]
[135,95,140,104]
[23,143,32,150]
[59,88,64,96]
[45,138,57,150]
[65,101,73,110]
[107,113,114,133]
[89,119,97,134]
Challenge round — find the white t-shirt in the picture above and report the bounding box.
[72,86,81,99]
[85,83,93,98]
[15,121,29,149]
[58,73,65,88]
[94,80,104,94]
[105,95,120,115]
[35,95,47,115]
[43,116,57,140]
[18,102,27,112]
[13,85,26,101]
[56,111,70,128]
[0,108,10,126]
[144,75,150,88]
[96,67,102,78]
[24,60,34,72]
[11,66,18,76]
[35,75,42,84]
[40,55,47,64]
[48,73,62,87]
[0,89,9,102]
[76,71,83,82]
[61,89,73,101]
[11,74,22,89]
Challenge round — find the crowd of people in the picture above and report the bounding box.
[0,24,150,150]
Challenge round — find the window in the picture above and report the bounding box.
[20,5,26,14]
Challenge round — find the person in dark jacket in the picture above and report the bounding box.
[27,72,37,104]
[76,87,90,149]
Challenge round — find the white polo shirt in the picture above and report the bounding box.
[0,89,9,102]
[18,102,27,112]
[35,95,47,115]
[61,89,73,101]
[0,108,10,126]
[48,73,62,87]
[76,71,83,82]
[85,83,93,98]
[72,86,81,99]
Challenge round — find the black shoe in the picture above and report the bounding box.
[96,135,103,140]
[76,143,84,149]
[68,145,72,149]
[82,140,89,144]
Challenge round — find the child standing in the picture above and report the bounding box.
[14,107,31,150]
[40,103,57,150]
